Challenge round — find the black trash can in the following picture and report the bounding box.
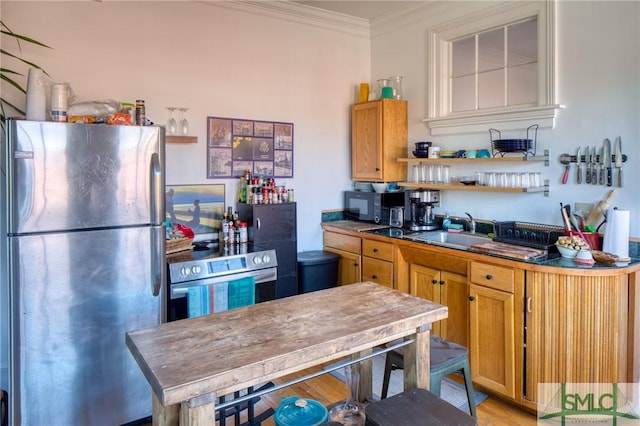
[297,250,340,294]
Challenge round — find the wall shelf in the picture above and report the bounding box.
[166,135,197,144]
[398,149,549,166]
[399,180,550,197]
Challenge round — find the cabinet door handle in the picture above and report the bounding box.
[431,279,438,285]
[354,262,359,267]
[439,280,445,285]
[257,218,261,230]
[485,274,492,280]
[469,296,475,301]
[373,248,378,253]
[526,296,532,313]
[372,275,378,279]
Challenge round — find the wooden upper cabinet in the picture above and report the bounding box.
[351,99,408,182]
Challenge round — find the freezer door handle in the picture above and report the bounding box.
[150,152,163,225]
[151,226,166,297]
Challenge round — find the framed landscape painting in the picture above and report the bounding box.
[165,184,225,239]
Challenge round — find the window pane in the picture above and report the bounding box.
[508,63,537,105]
[508,19,537,66]
[452,36,475,77]
[478,69,504,109]
[452,75,475,112]
[478,28,503,72]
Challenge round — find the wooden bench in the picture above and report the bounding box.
[365,388,477,426]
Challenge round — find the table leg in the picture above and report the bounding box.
[152,392,179,426]
[403,327,431,391]
[179,399,217,426]
[352,349,373,402]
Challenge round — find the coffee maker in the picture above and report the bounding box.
[406,189,440,231]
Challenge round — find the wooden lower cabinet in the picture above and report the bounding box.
[468,261,523,401]
[523,271,629,410]
[323,231,361,285]
[362,239,394,288]
[409,264,468,347]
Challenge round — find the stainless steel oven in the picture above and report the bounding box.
[167,244,278,322]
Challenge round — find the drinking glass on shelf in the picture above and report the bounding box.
[178,108,189,136]
[166,107,177,135]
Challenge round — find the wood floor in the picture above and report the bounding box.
[212,364,538,426]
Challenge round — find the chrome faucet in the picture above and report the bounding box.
[464,212,476,234]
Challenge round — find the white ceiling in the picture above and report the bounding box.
[293,1,424,20]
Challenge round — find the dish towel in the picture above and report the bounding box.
[227,277,256,310]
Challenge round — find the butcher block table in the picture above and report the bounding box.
[126,281,448,426]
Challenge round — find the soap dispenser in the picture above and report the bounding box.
[442,213,451,231]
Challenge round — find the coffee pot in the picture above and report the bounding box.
[408,189,440,231]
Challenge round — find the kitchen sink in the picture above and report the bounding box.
[403,231,491,249]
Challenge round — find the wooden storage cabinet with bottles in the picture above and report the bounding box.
[351,99,407,182]
[468,261,524,401]
[398,245,469,348]
[361,238,394,288]
[323,230,361,285]
[522,270,630,411]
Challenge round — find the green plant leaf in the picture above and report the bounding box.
[0,30,51,49]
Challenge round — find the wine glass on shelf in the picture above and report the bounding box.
[178,108,189,136]
[166,107,177,135]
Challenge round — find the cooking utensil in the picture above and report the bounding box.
[604,138,612,186]
[560,203,572,231]
[584,145,591,184]
[591,146,597,186]
[614,136,622,187]
[576,146,582,184]
[560,153,571,184]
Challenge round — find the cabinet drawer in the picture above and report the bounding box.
[324,232,361,254]
[362,257,393,288]
[470,261,514,293]
[362,239,393,262]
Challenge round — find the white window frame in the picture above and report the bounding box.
[424,0,562,135]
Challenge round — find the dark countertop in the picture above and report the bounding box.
[324,221,640,271]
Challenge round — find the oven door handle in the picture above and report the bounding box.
[170,268,278,298]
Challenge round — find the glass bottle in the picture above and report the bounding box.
[328,365,366,425]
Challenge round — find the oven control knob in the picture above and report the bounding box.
[191,265,202,275]
[261,254,271,264]
[180,266,190,276]
[253,255,262,265]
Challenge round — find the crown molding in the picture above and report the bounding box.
[201,1,371,38]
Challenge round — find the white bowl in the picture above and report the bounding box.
[555,244,579,259]
[372,183,388,193]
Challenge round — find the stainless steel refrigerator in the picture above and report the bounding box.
[0,119,166,425]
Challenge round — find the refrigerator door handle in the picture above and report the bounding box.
[151,225,166,297]
[150,152,163,225]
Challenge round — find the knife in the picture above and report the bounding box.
[584,145,591,184]
[614,136,622,187]
[598,146,605,185]
[604,138,612,186]
[590,146,597,185]
[576,146,582,184]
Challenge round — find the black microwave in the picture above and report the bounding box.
[344,190,405,224]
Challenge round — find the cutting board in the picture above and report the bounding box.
[470,241,547,259]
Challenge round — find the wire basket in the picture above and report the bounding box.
[166,237,193,254]
[492,221,564,250]
[489,124,538,157]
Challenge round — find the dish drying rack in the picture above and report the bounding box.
[489,124,538,158]
[492,221,564,250]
